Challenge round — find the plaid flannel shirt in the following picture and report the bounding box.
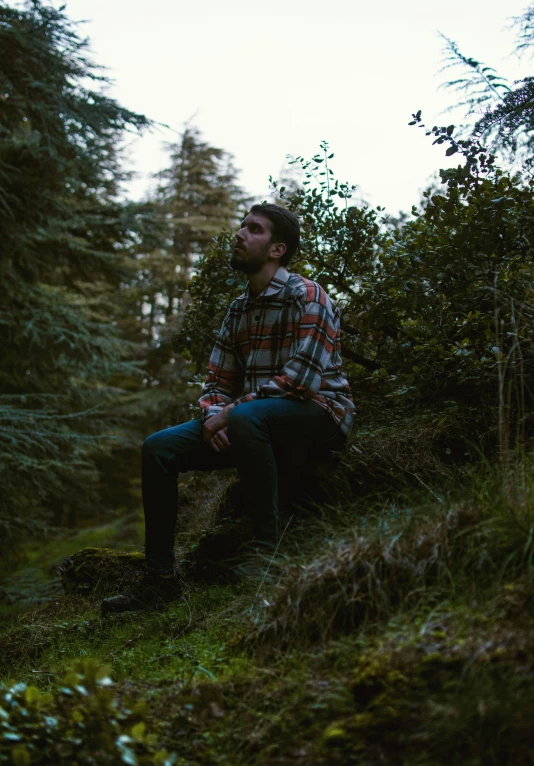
[198,267,355,436]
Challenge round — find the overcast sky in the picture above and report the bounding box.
[50,0,530,213]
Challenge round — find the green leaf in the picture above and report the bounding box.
[24,686,40,704]
[196,665,217,681]
[131,722,146,741]
[120,751,137,766]
[11,746,31,766]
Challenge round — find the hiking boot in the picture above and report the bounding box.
[101,571,181,616]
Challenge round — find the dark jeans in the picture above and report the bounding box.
[142,398,345,573]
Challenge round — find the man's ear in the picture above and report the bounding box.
[270,241,287,260]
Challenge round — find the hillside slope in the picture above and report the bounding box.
[1,446,533,765]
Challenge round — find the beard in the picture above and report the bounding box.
[230,248,265,275]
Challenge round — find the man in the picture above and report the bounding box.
[102,203,354,614]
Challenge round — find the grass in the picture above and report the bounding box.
[1,460,534,764]
[0,511,144,604]
[0,582,250,686]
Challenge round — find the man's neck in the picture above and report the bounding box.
[248,262,283,297]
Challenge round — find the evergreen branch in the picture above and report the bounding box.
[510,5,534,58]
[473,77,534,148]
[0,428,106,442]
[438,34,510,115]
[0,403,105,422]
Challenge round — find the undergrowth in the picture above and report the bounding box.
[1,459,534,764]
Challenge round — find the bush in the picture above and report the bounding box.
[179,133,534,470]
[0,659,175,765]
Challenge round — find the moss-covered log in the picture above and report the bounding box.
[59,548,147,596]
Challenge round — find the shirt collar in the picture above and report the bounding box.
[240,266,290,302]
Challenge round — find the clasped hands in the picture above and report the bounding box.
[202,403,235,452]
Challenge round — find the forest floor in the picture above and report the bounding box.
[1,462,534,765]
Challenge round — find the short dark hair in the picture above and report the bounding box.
[250,203,300,267]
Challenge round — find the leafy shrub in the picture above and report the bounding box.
[179,130,534,470]
[0,659,175,765]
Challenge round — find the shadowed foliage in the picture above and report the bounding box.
[2,4,534,765]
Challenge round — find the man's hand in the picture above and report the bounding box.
[203,404,235,452]
[207,426,231,452]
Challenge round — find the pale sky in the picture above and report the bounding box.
[50,0,530,213]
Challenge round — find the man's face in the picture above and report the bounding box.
[231,213,276,275]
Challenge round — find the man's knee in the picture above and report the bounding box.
[227,403,265,443]
[142,430,166,461]
[142,420,203,468]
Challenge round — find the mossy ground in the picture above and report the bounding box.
[1,466,533,764]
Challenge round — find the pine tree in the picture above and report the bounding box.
[0,1,152,531]
[120,125,248,432]
[89,126,248,514]
[439,5,534,161]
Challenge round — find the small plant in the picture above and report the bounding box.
[0,659,175,765]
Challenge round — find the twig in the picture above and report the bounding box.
[172,591,193,641]
[413,472,445,504]
[250,516,294,614]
